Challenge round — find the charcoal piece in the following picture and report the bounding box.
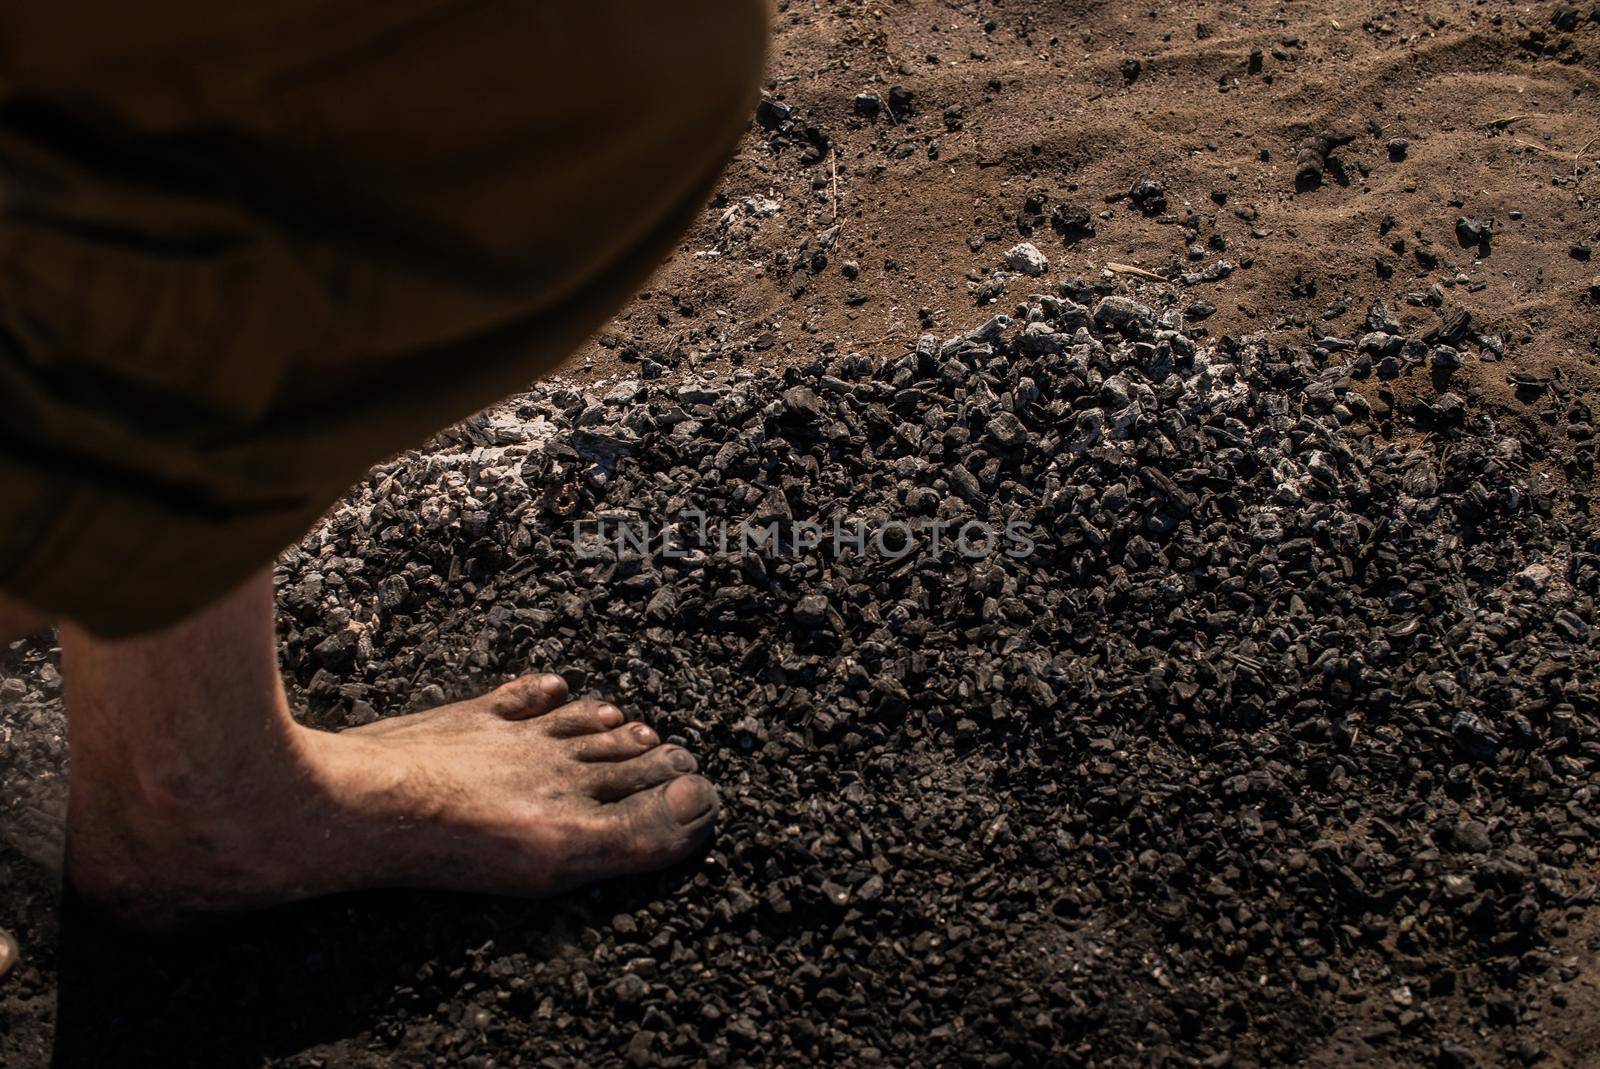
[1424,309,1472,346]
[948,463,983,501]
[985,411,1028,448]
[1126,176,1167,214]
[1093,296,1153,332]
[1455,216,1492,252]
[1051,203,1096,242]
[793,594,831,627]
[755,98,791,129]
[781,386,826,421]
[1452,711,1502,761]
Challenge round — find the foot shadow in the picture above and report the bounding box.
[51,890,481,1068]
[50,871,698,1069]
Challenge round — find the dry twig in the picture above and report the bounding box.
[829,153,840,222]
[1104,262,1169,282]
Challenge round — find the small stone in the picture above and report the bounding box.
[1127,176,1167,213]
[781,386,825,421]
[625,1029,657,1067]
[1516,563,1551,593]
[820,879,851,906]
[1092,296,1152,331]
[1455,217,1490,248]
[985,411,1028,448]
[1449,820,1492,853]
[754,98,791,129]
[1004,242,1049,276]
[794,595,831,627]
[1051,203,1096,242]
[1431,392,1465,421]
[612,973,648,1005]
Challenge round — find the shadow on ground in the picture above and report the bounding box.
[49,877,680,1069]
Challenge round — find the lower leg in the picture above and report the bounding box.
[62,569,718,930]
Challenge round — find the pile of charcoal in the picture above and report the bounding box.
[266,284,1600,1068]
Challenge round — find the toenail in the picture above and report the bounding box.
[539,675,566,696]
[668,748,697,773]
[665,775,717,824]
[632,724,658,744]
[598,704,624,727]
[0,928,18,980]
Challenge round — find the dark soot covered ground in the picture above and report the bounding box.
[9,283,1600,1069]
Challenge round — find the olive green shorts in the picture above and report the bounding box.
[0,1,768,636]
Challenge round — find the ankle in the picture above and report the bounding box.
[78,721,322,836]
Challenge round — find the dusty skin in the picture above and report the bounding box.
[60,571,719,933]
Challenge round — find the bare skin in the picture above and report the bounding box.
[56,570,718,933]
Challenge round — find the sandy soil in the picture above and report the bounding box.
[586,0,1598,486]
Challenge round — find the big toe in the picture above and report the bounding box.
[662,774,719,826]
[576,775,719,882]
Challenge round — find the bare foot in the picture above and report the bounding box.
[60,574,718,932]
[320,674,718,897]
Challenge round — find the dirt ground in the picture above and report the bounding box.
[590,0,1598,445]
[2,1,1599,1067]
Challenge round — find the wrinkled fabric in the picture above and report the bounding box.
[0,0,769,635]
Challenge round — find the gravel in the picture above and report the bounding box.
[4,281,1597,1067]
